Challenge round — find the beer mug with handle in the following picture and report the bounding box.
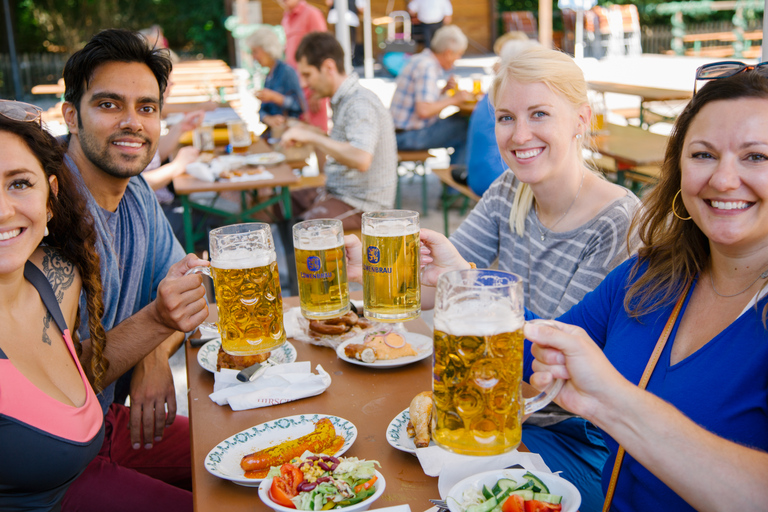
[293,219,350,320]
[432,269,563,456]
[187,223,286,356]
[362,210,420,322]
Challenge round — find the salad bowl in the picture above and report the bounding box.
[258,469,385,512]
[446,468,580,512]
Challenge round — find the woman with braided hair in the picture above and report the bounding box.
[0,103,108,511]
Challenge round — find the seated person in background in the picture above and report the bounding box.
[348,46,641,512]
[390,25,473,167]
[247,26,306,139]
[466,32,536,197]
[60,29,209,511]
[0,107,107,511]
[281,32,397,230]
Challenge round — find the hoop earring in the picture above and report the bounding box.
[672,190,691,221]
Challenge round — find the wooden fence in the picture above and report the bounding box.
[0,53,69,100]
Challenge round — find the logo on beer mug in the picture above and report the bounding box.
[367,246,380,264]
[307,256,322,272]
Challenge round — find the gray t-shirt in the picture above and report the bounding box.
[450,171,641,427]
[66,154,186,414]
[451,170,641,318]
[325,72,397,212]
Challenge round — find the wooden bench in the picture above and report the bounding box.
[395,150,434,213]
[432,167,480,236]
[679,30,762,58]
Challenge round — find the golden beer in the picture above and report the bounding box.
[295,244,350,319]
[433,311,525,456]
[362,228,420,321]
[212,253,285,355]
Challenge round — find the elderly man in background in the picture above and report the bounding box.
[390,25,473,167]
[281,32,397,230]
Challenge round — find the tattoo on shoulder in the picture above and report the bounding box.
[41,248,75,302]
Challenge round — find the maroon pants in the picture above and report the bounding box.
[62,403,192,512]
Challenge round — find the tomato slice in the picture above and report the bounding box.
[280,463,304,495]
[502,494,525,512]
[270,477,297,508]
[524,500,562,512]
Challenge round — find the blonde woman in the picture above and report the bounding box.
[418,46,641,512]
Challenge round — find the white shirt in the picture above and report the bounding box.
[408,0,452,24]
[327,0,364,27]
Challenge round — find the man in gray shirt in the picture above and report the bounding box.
[282,32,397,229]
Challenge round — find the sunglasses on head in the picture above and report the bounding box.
[0,99,43,126]
[694,61,768,94]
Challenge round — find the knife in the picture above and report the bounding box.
[236,359,275,382]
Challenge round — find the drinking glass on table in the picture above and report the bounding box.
[293,219,350,320]
[432,269,563,456]
[362,210,420,322]
[187,223,286,355]
[227,120,252,153]
[193,124,215,155]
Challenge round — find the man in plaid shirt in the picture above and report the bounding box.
[390,25,473,166]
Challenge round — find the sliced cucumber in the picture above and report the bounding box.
[508,490,535,501]
[523,472,550,494]
[533,493,562,504]
[467,496,499,512]
[512,480,534,491]
[493,478,517,495]
[482,485,494,500]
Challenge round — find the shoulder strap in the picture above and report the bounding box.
[23,261,70,336]
[602,280,692,512]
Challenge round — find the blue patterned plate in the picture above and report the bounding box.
[197,338,297,373]
[205,414,357,487]
[385,408,434,454]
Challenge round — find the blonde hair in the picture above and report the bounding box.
[489,46,592,236]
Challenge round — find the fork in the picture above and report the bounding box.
[429,499,449,511]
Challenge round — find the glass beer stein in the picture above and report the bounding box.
[293,219,350,320]
[361,210,420,322]
[432,269,563,456]
[188,223,286,355]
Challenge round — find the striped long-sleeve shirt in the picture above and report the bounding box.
[451,170,641,319]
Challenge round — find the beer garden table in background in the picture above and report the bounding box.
[587,81,692,128]
[185,292,441,511]
[592,123,669,189]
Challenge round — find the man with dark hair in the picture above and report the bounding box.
[281,32,397,229]
[59,28,208,511]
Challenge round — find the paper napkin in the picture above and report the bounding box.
[414,445,552,499]
[209,361,331,411]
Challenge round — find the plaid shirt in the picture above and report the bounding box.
[325,73,397,211]
[389,49,444,131]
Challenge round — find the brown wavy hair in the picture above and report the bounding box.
[626,71,768,325]
[1,115,109,390]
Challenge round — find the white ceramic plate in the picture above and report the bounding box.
[245,152,286,166]
[205,414,358,487]
[386,408,434,454]
[446,469,581,512]
[336,332,433,368]
[197,338,297,373]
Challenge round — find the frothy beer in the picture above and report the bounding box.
[295,231,349,320]
[362,219,420,322]
[212,250,285,355]
[432,299,525,456]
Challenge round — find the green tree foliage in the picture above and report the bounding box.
[7,0,229,61]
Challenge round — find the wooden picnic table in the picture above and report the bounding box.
[593,123,669,187]
[185,291,440,511]
[587,81,692,127]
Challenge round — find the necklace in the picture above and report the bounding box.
[709,267,768,298]
[534,168,585,241]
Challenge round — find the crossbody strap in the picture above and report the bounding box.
[602,281,692,512]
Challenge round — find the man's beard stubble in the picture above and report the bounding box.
[77,125,156,180]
